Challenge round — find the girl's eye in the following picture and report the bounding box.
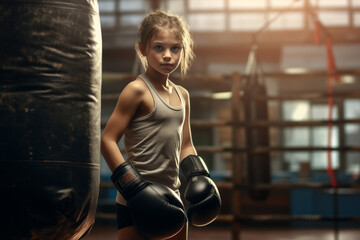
[171,46,181,52]
[154,45,163,51]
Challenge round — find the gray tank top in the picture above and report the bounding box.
[116,74,185,205]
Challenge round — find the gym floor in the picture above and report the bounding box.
[84,223,360,240]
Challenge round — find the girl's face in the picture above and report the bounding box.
[144,29,183,76]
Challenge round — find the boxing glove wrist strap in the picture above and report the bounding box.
[111,162,147,201]
[180,155,210,181]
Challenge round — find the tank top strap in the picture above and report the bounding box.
[171,80,185,107]
[138,74,161,106]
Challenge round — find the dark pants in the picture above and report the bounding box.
[116,203,133,229]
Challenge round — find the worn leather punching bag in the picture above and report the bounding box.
[243,77,271,201]
[0,1,102,239]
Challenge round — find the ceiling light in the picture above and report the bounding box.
[340,75,356,84]
[284,67,308,74]
[212,92,232,100]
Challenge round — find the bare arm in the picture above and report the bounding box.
[179,86,197,161]
[100,80,146,172]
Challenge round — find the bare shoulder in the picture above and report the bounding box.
[117,77,148,108]
[123,77,147,96]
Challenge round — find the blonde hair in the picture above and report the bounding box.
[135,10,195,77]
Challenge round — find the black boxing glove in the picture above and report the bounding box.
[180,155,221,227]
[111,162,186,239]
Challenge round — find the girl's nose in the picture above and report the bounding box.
[163,49,171,61]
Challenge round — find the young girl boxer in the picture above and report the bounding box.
[101,10,221,240]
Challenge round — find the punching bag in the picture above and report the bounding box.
[0,0,102,239]
[243,77,271,201]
